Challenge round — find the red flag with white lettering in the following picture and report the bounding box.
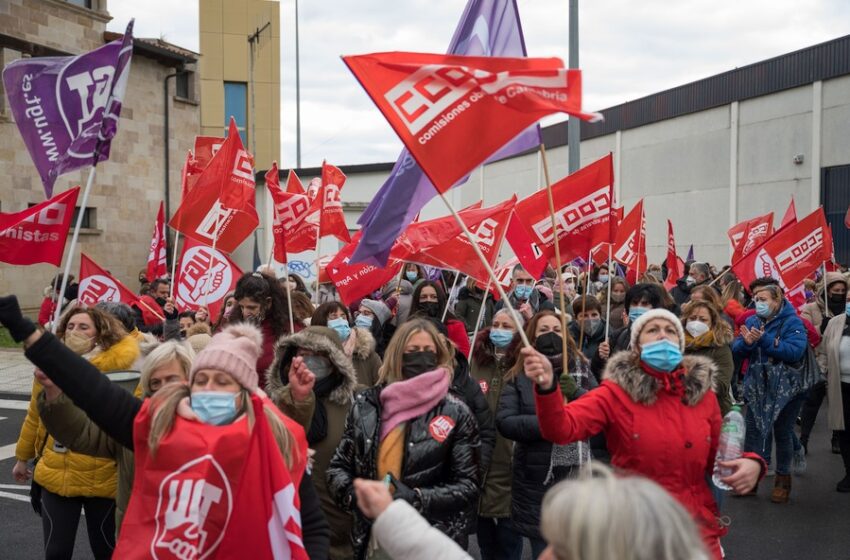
[342,51,601,192]
[729,213,774,263]
[513,154,615,266]
[265,163,289,264]
[314,162,351,243]
[732,208,833,291]
[194,135,225,169]
[407,197,516,285]
[78,253,141,308]
[612,200,647,273]
[146,202,167,281]
[664,220,684,291]
[492,257,520,301]
[174,237,243,320]
[0,187,79,266]
[326,232,401,305]
[505,211,548,280]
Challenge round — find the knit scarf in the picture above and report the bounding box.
[544,356,592,485]
[379,368,450,441]
[684,330,717,350]
[640,361,686,397]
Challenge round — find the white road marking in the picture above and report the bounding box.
[0,399,27,410]
[0,490,29,503]
[0,443,18,461]
[0,484,29,491]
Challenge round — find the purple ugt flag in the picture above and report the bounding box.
[687,245,695,262]
[351,0,540,266]
[2,20,134,197]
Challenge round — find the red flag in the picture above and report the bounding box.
[174,237,243,320]
[0,187,79,266]
[732,208,833,291]
[216,396,309,559]
[407,197,516,284]
[664,220,684,291]
[612,200,647,273]
[492,257,520,301]
[305,177,321,202]
[342,51,600,192]
[285,169,305,194]
[729,213,774,263]
[78,253,141,309]
[326,232,402,305]
[314,162,352,243]
[146,202,167,281]
[591,242,611,266]
[266,163,289,264]
[505,211,548,280]
[392,201,483,260]
[513,154,614,266]
[194,135,226,168]
[781,197,797,229]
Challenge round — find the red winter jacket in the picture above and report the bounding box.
[535,352,731,560]
[445,318,471,357]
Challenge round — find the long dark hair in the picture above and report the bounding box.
[230,272,294,338]
[410,280,457,322]
[506,310,583,379]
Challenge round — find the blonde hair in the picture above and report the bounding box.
[140,341,195,397]
[378,318,454,384]
[541,464,709,560]
[147,384,297,468]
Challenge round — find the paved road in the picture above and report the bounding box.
[0,366,846,559]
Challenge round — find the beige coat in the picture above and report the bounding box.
[802,271,849,374]
[821,313,847,430]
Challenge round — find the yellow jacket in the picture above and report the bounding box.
[15,335,140,498]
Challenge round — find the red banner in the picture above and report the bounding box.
[314,162,352,243]
[78,253,141,308]
[342,51,600,192]
[392,201,484,260]
[732,208,833,291]
[174,237,243,320]
[514,155,614,267]
[781,197,797,230]
[408,197,516,284]
[729,213,774,263]
[505,211,548,280]
[285,169,305,194]
[664,220,683,291]
[265,163,289,264]
[326,232,402,305]
[612,200,647,273]
[146,202,167,281]
[0,187,79,266]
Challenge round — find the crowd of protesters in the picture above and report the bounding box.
[2,254,848,560]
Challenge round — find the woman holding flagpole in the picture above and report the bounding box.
[0,296,331,558]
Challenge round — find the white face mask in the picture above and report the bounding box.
[686,320,710,338]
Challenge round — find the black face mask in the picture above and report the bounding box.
[155,296,167,307]
[401,351,438,379]
[535,332,563,356]
[420,301,441,318]
[829,293,846,304]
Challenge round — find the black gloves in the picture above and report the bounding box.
[0,296,37,343]
[389,474,420,509]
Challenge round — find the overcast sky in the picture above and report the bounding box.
[107,0,850,168]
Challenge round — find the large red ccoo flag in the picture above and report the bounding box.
[145,202,167,281]
[174,237,243,321]
[78,253,141,309]
[314,162,352,243]
[612,200,647,274]
[0,187,79,266]
[342,51,600,192]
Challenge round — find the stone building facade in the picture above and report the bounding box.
[0,0,200,312]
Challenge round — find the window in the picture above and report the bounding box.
[66,0,93,8]
[176,71,193,100]
[30,203,96,229]
[224,82,247,145]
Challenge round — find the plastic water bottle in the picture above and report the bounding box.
[712,405,746,491]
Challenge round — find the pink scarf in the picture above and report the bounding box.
[379,368,450,441]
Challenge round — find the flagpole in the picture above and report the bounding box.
[283,261,296,333]
[605,244,613,340]
[204,213,221,308]
[468,277,492,360]
[441,271,462,321]
[539,145,571,368]
[437,192,531,349]
[51,166,98,332]
[822,262,828,315]
[169,231,181,299]
[578,249,592,351]
[313,235,321,305]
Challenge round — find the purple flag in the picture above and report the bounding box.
[351,0,539,266]
[2,20,134,197]
[687,245,695,262]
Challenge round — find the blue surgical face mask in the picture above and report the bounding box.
[514,284,533,300]
[405,271,418,283]
[191,391,238,426]
[845,302,850,316]
[640,339,683,372]
[598,274,609,284]
[354,314,373,329]
[489,328,514,349]
[327,317,351,341]
[628,306,649,323]
[754,301,772,319]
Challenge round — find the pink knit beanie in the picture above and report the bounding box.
[190,323,262,392]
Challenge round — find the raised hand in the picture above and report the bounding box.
[288,356,316,402]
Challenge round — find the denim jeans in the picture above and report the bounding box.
[529,537,548,559]
[477,517,523,560]
[745,394,806,475]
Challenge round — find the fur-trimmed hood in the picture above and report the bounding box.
[347,326,377,361]
[266,327,358,405]
[602,350,717,406]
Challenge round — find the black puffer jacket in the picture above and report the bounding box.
[451,350,496,477]
[326,384,481,560]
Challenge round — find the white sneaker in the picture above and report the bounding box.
[792,447,807,475]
